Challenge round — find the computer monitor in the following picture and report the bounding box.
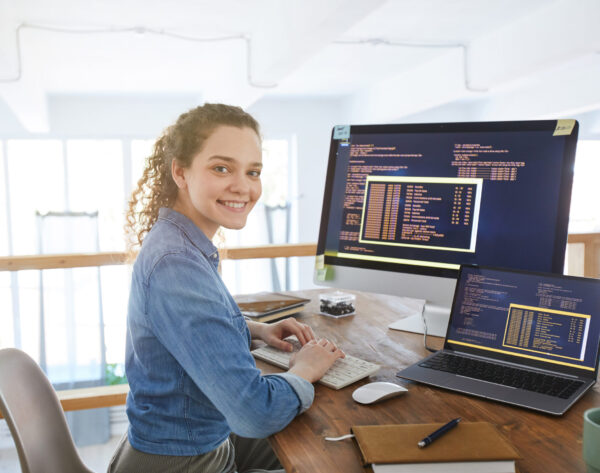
[315,120,578,337]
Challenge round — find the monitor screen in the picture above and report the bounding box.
[446,265,600,375]
[315,120,578,336]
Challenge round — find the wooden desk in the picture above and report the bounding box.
[255,289,600,473]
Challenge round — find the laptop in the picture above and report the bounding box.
[398,265,600,415]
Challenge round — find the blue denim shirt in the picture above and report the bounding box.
[125,208,314,456]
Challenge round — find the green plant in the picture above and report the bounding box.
[105,363,127,385]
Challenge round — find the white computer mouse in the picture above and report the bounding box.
[352,381,408,404]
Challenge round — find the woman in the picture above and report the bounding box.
[109,103,344,473]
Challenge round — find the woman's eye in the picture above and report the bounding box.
[214,166,229,174]
[248,170,261,177]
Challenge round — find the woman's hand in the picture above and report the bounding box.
[255,318,317,352]
[288,339,345,383]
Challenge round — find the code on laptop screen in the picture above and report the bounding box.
[446,266,600,372]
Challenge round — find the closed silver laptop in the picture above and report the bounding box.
[398,265,600,415]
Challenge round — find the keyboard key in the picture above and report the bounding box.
[251,337,380,390]
[419,353,583,399]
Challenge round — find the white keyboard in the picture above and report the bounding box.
[251,337,380,390]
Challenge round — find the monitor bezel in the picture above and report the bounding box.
[316,119,579,280]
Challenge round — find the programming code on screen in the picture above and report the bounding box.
[323,128,569,273]
[503,304,589,361]
[446,268,599,371]
[359,177,481,252]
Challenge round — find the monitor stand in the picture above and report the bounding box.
[388,303,451,338]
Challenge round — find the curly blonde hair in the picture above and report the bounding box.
[124,103,261,258]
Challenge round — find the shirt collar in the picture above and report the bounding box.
[157,207,220,262]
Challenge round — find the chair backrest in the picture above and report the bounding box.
[0,348,94,473]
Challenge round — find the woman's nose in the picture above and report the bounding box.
[229,173,250,194]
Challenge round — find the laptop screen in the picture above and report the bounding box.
[445,266,600,374]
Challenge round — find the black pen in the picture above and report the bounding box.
[418,417,461,448]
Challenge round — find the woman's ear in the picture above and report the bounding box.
[171,159,187,189]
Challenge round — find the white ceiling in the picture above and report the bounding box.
[1,0,599,132]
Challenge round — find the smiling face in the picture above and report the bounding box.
[171,125,262,238]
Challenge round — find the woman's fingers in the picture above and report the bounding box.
[303,324,316,342]
[282,320,315,346]
[295,322,315,345]
[317,338,339,351]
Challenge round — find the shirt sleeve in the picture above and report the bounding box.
[144,250,314,438]
[268,373,314,413]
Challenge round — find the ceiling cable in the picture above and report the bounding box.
[1,25,488,92]
[333,38,488,93]
[0,23,277,88]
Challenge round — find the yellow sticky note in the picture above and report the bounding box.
[553,119,576,136]
[333,125,350,140]
[315,254,325,270]
[316,266,333,281]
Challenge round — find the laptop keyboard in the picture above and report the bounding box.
[419,353,584,399]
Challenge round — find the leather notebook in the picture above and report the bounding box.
[351,422,520,466]
[234,292,310,323]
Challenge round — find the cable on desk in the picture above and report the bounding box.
[422,308,438,353]
[324,434,355,442]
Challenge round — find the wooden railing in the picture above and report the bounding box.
[0,234,598,417]
[3,235,598,274]
[0,243,318,272]
[0,384,131,420]
[565,233,600,278]
[0,242,318,418]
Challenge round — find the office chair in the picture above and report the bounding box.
[0,347,95,473]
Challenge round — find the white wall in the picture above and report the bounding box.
[249,96,346,289]
[0,94,203,139]
[48,94,202,138]
[394,95,600,141]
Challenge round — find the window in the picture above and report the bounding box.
[131,139,154,190]
[1,139,130,384]
[0,136,297,383]
[66,140,124,250]
[0,142,9,255]
[221,138,296,295]
[6,140,65,255]
[569,140,600,234]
